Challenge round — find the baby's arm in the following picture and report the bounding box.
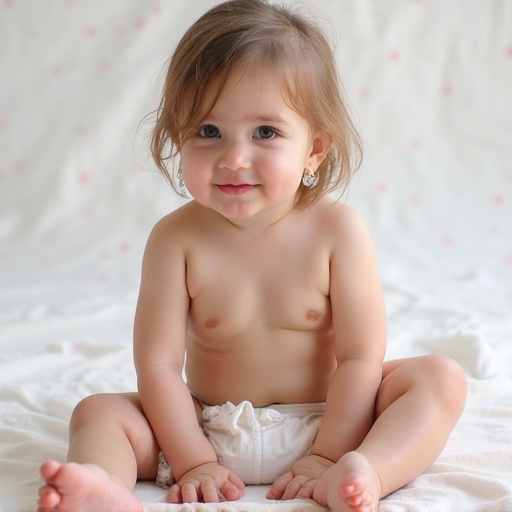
[312,208,386,461]
[269,207,386,499]
[134,215,244,502]
[313,207,386,461]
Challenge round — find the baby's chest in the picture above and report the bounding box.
[186,255,331,336]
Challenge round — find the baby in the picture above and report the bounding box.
[38,1,467,511]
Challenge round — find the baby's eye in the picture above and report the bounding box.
[198,124,220,138]
[254,126,277,140]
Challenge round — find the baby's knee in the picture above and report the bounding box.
[70,393,119,430]
[420,355,467,413]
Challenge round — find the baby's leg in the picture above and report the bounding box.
[314,355,467,511]
[38,392,159,512]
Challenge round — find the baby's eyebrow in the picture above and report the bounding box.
[249,114,289,125]
[200,113,291,128]
[201,113,290,126]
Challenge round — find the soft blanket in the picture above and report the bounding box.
[1,1,511,511]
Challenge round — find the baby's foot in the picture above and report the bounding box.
[313,452,381,512]
[38,460,143,512]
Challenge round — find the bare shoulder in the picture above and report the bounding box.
[138,203,206,286]
[143,201,204,256]
[311,198,381,300]
[312,197,374,248]
[148,201,200,240]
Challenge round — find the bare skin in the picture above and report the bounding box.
[38,201,466,512]
[38,460,143,512]
[38,66,467,512]
[315,452,382,512]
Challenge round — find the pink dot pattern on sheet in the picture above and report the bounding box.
[0,1,510,281]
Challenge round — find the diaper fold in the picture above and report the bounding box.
[203,400,284,435]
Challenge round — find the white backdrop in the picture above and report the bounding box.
[1,1,512,511]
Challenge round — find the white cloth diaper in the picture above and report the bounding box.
[156,400,325,487]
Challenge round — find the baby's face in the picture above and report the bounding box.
[178,67,324,225]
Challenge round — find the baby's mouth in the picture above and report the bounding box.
[217,184,257,195]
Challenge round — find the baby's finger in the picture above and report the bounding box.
[200,481,221,503]
[281,475,310,501]
[295,479,317,500]
[167,483,182,504]
[179,482,199,503]
[228,472,245,494]
[267,470,294,499]
[221,474,245,501]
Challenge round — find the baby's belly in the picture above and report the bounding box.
[185,334,336,407]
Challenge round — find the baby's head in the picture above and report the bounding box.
[151,0,362,208]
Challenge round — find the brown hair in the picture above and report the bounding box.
[151,0,362,208]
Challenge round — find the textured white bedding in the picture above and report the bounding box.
[1,1,512,511]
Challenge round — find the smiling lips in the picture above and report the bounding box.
[217,184,257,195]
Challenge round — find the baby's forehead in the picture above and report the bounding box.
[195,62,305,116]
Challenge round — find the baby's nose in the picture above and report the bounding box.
[218,139,251,171]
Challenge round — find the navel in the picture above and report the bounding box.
[306,310,321,322]
[204,317,220,329]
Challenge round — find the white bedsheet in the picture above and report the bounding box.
[1,1,512,511]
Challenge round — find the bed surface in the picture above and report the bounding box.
[1,1,512,511]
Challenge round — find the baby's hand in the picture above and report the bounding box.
[267,454,335,501]
[168,461,245,503]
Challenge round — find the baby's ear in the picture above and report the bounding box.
[308,134,331,170]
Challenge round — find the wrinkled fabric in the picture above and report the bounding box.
[157,401,325,487]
